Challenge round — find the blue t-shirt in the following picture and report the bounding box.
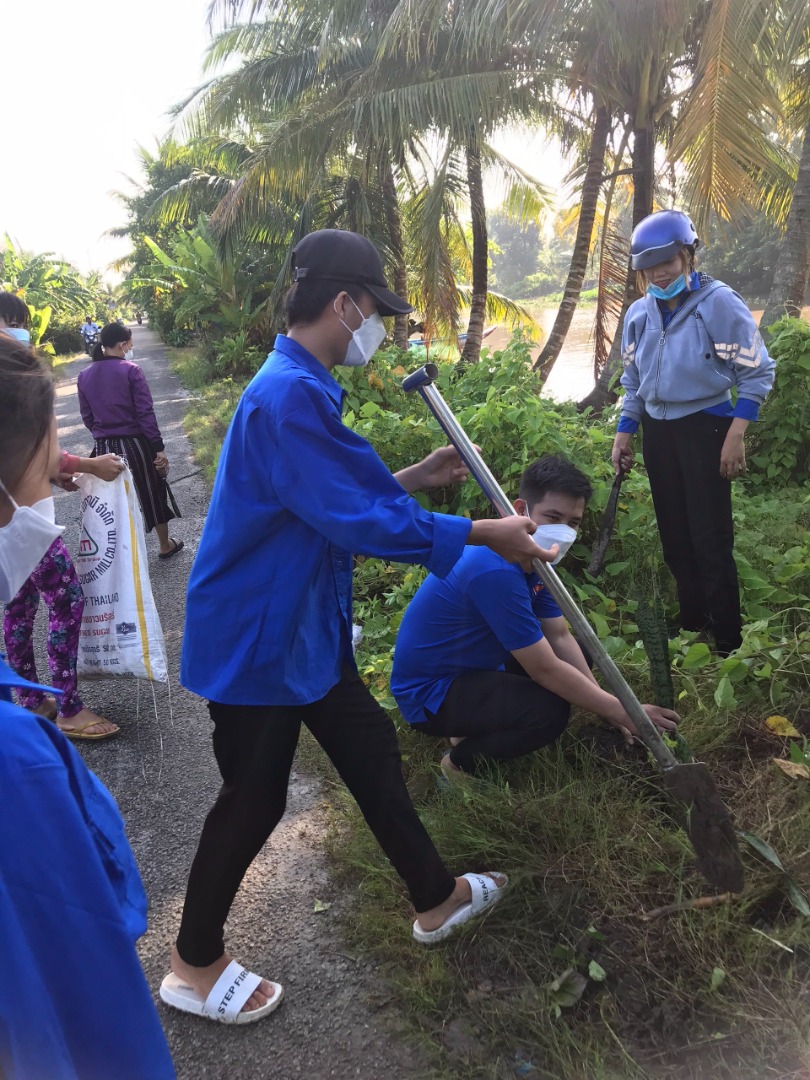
[391,546,563,724]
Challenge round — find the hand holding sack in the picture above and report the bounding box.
[75,469,168,682]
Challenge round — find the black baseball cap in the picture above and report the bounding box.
[291,229,413,316]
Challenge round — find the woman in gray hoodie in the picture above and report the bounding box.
[611,210,775,655]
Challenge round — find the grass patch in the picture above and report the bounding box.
[167,346,248,484]
[51,349,88,369]
[324,712,810,1080]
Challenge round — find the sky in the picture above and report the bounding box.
[1,0,211,276]
[0,0,567,279]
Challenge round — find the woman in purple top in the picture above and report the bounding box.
[78,322,184,559]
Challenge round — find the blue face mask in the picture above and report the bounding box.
[647,275,687,300]
[2,327,31,343]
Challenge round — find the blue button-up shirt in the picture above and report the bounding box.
[181,335,472,706]
[0,659,175,1079]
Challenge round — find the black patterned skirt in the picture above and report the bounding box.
[92,435,179,533]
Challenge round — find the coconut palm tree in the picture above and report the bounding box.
[761,24,810,328]
[576,0,807,413]
[174,0,560,359]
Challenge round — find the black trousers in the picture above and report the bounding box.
[176,668,456,967]
[642,412,742,654]
[417,656,570,773]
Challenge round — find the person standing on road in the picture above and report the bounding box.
[611,210,775,656]
[0,333,176,1080]
[77,321,184,559]
[161,229,554,1025]
[1,293,123,740]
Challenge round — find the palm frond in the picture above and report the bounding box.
[592,223,628,378]
[480,145,554,225]
[670,0,793,231]
[456,284,537,332]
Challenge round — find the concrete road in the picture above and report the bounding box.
[50,327,425,1080]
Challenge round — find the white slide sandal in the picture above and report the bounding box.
[160,959,283,1025]
[412,871,508,945]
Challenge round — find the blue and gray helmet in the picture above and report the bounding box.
[630,210,700,270]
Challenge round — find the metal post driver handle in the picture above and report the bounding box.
[402,363,678,770]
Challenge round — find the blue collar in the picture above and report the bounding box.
[272,334,346,410]
[0,655,60,702]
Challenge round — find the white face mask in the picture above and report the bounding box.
[335,297,387,367]
[0,483,64,602]
[2,327,31,344]
[124,349,134,361]
[523,506,577,566]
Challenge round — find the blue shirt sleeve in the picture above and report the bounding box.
[465,568,544,652]
[529,576,563,620]
[266,383,471,578]
[617,415,640,433]
[732,397,760,421]
[0,706,175,1080]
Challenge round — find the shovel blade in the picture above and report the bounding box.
[663,763,745,893]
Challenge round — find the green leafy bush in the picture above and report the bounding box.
[336,339,810,724]
[211,331,268,377]
[749,317,810,488]
[164,328,196,347]
[43,318,84,356]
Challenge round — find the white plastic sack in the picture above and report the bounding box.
[74,469,168,682]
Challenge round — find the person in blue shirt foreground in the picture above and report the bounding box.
[392,455,678,777]
[164,229,553,1023]
[611,210,775,656]
[0,334,175,1079]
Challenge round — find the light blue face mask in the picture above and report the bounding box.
[2,327,31,343]
[647,275,687,301]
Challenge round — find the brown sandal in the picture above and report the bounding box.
[58,719,120,741]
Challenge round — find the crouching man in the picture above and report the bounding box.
[391,455,678,776]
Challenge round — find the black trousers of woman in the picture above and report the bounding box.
[642,411,742,655]
[176,667,456,967]
[417,655,571,773]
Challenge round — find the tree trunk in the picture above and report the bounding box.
[577,124,655,414]
[534,104,612,381]
[460,138,488,365]
[381,154,410,349]
[761,114,810,331]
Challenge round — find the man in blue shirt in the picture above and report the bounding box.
[392,456,678,777]
[165,230,550,1021]
[79,315,99,346]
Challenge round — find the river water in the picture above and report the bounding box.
[484,305,598,403]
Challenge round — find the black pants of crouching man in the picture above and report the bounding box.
[417,655,572,773]
[642,411,742,655]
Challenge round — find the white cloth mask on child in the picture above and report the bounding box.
[0,482,64,602]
